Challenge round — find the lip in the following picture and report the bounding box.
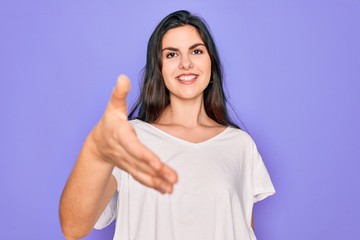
[175,73,199,82]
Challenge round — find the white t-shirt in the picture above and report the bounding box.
[95,119,275,240]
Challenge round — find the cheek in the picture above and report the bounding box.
[162,61,178,76]
[202,59,212,77]
[195,56,211,72]
[161,64,173,88]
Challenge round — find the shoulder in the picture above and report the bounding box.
[129,119,150,130]
[129,118,142,126]
[128,119,160,138]
[226,127,255,146]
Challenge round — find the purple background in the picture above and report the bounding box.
[1,0,359,239]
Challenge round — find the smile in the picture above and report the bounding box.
[176,74,198,81]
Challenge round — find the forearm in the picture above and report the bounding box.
[59,135,116,239]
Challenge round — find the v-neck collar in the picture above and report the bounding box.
[133,119,231,147]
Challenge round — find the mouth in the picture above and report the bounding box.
[176,74,198,82]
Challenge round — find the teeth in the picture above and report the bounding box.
[178,75,197,81]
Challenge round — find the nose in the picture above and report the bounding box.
[178,54,194,70]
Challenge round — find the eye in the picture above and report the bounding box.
[192,49,203,55]
[166,52,178,58]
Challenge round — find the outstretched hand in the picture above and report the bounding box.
[88,75,178,194]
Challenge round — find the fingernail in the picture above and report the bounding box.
[164,173,173,182]
[160,184,169,194]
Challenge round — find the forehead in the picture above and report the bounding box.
[162,25,204,47]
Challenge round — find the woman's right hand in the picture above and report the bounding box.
[87,75,177,194]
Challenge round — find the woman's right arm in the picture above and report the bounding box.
[59,75,178,239]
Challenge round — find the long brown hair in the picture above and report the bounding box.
[129,10,239,128]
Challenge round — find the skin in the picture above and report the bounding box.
[59,76,178,239]
[154,25,226,141]
[59,25,254,239]
[155,25,255,230]
[161,26,211,106]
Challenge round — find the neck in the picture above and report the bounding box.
[156,96,214,128]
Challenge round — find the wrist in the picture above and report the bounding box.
[83,129,113,168]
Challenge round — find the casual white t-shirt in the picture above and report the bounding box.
[95,119,275,240]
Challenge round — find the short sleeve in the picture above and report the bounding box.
[94,167,122,229]
[251,141,276,203]
[94,191,118,229]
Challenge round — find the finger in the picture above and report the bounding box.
[129,166,174,194]
[130,147,178,184]
[121,132,178,184]
[119,147,159,177]
[109,74,131,114]
[114,123,178,184]
[118,124,163,170]
[116,157,173,194]
[157,163,178,184]
[115,131,177,184]
[131,153,178,184]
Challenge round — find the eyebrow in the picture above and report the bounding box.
[162,43,206,52]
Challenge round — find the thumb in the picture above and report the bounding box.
[109,74,131,115]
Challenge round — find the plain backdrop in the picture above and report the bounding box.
[0,0,359,239]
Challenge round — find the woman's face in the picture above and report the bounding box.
[161,25,211,102]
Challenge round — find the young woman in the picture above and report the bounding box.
[59,10,275,240]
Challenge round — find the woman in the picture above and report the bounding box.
[59,10,275,240]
